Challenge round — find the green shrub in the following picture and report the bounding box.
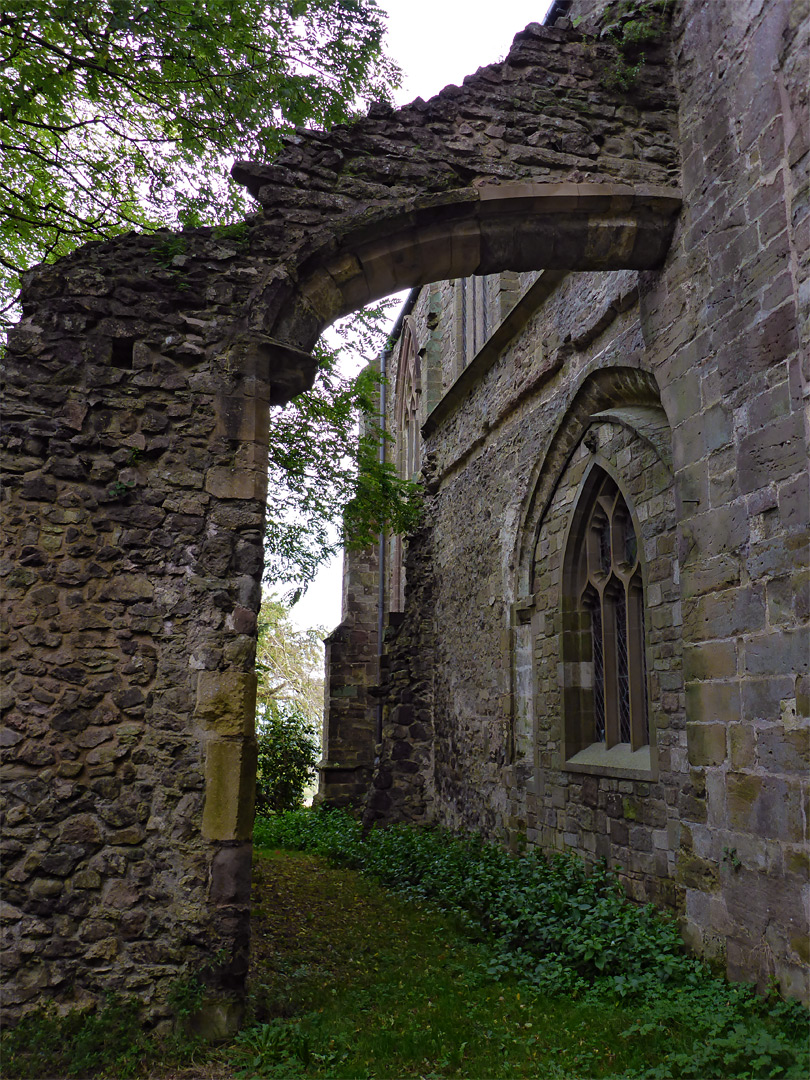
[255,703,320,814]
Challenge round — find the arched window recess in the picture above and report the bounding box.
[394,317,422,483]
[390,317,422,613]
[562,465,651,770]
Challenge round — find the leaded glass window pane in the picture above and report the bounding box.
[572,468,649,751]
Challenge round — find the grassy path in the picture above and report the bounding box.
[232,848,643,1078]
[4,847,640,1080]
[7,842,805,1077]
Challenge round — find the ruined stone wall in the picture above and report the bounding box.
[1,233,282,1031]
[0,0,702,1025]
[663,0,808,995]
[408,271,668,842]
[369,0,808,998]
[364,524,437,827]
[318,544,380,807]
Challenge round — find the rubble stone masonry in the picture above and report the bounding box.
[1,0,806,1027]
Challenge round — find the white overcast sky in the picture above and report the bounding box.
[384,0,556,105]
[287,0,555,632]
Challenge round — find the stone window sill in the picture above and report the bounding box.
[563,742,656,780]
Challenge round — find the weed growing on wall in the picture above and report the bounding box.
[0,995,170,1079]
[580,0,674,93]
[256,809,810,1080]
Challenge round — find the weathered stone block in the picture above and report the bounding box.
[737,413,807,494]
[684,587,766,642]
[202,739,257,843]
[103,881,140,910]
[190,999,244,1042]
[757,725,809,774]
[676,852,719,892]
[195,671,257,737]
[210,844,253,906]
[744,628,809,677]
[205,466,266,501]
[728,723,756,769]
[685,680,741,724]
[686,722,727,766]
[99,576,154,602]
[727,772,804,843]
[742,675,796,723]
[683,640,738,681]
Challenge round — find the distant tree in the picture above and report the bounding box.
[254,595,324,813]
[0,0,398,324]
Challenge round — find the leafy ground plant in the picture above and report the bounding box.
[255,808,810,1079]
[4,814,807,1079]
[0,993,196,1079]
[234,848,679,1078]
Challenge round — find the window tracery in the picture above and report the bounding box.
[457,275,490,370]
[565,468,649,755]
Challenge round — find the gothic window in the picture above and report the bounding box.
[395,321,421,481]
[458,276,490,370]
[390,319,422,612]
[564,468,649,756]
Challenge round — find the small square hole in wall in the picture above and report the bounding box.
[111,337,135,369]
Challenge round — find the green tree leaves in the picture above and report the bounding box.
[0,0,399,322]
[3,1,418,592]
[265,303,423,594]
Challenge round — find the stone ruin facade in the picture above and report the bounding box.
[0,0,806,1030]
[321,0,810,1003]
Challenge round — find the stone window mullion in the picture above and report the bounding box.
[627,578,648,750]
[602,585,620,748]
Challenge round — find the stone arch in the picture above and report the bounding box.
[1,16,683,1029]
[513,364,668,601]
[509,381,686,910]
[260,184,682,353]
[508,366,674,768]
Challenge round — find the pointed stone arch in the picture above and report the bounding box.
[512,364,668,601]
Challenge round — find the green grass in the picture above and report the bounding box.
[0,993,203,1079]
[242,809,809,1080]
[232,848,675,1079]
[3,808,808,1079]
